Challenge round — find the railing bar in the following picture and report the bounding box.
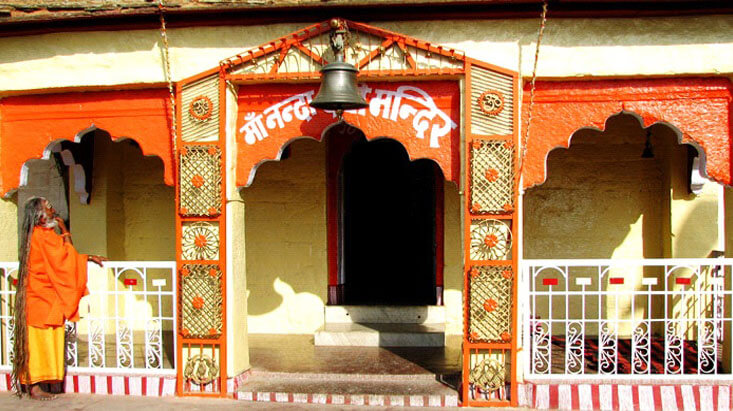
[524,259,733,378]
[66,367,175,375]
[528,291,729,296]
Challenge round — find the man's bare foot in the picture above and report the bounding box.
[29,384,56,401]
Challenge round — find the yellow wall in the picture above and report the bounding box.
[1,16,732,94]
[0,197,17,261]
[443,182,464,335]
[71,135,174,260]
[240,138,328,334]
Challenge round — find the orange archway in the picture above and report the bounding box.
[175,18,521,405]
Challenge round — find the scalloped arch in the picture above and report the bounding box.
[521,78,733,190]
[0,89,174,198]
[242,121,449,188]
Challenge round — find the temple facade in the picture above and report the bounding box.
[0,1,732,408]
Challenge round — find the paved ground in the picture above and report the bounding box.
[248,334,463,376]
[0,335,482,410]
[0,392,522,410]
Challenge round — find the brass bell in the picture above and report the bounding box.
[310,61,368,111]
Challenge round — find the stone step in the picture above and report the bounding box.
[235,374,459,407]
[325,305,445,324]
[314,322,445,347]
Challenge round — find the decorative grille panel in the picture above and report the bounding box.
[230,52,281,76]
[182,343,221,391]
[470,139,515,214]
[468,349,509,401]
[277,47,321,74]
[469,266,513,342]
[179,145,222,217]
[181,222,220,261]
[180,264,223,339]
[470,66,514,136]
[470,219,512,261]
[181,75,219,142]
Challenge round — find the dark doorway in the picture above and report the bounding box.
[340,137,438,305]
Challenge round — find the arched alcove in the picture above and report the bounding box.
[19,128,175,261]
[523,112,722,372]
[15,127,177,371]
[524,111,719,261]
[524,112,717,258]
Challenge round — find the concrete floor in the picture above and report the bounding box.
[241,334,463,400]
[248,334,463,376]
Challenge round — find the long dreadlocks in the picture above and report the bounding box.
[11,197,48,397]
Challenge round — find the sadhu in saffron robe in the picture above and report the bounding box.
[22,226,88,384]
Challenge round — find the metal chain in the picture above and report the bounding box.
[158,1,178,165]
[520,0,548,172]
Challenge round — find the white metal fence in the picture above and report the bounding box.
[522,258,733,380]
[0,261,176,375]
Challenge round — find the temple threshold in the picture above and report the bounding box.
[237,333,462,407]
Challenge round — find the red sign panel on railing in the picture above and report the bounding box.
[236,81,460,187]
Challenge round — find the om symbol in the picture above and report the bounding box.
[189,96,213,121]
[478,90,504,116]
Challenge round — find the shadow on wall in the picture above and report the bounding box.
[524,113,669,260]
[521,112,720,261]
[240,138,328,323]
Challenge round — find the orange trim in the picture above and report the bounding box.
[0,88,174,197]
[293,42,327,66]
[179,67,222,87]
[357,38,395,70]
[220,21,330,70]
[325,134,352,292]
[270,44,291,74]
[435,166,444,293]
[217,73,228,398]
[225,69,465,83]
[0,82,169,98]
[462,63,521,407]
[396,40,417,70]
[176,74,228,397]
[521,77,733,189]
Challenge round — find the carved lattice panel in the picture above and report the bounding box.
[179,145,222,217]
[470,65,514,136]
[181,75,219,142]
[468,349,509,401]
[470,140,515,214]
[469,219,512,261]
[181,222,220,261]
[180,265,223,339]
[469,266,513,342]
[181,343,221,392]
